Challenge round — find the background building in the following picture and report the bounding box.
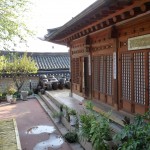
[0,51,70,91]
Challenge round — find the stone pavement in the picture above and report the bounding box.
[46,89,133,129]
[0,99,72,150]
[45,89,85,114]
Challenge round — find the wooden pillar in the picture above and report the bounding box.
[69,46,73,97]
[131,53,135,113]
[111,26,119,109]
[145,52,149,112]
[85,36,92,99]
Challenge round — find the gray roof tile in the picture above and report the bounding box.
[1,51,70,71]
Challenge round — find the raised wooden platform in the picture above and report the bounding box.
[0,119,21,150]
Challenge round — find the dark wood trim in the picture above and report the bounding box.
[131,53,135,113]
[113,38,119,109]
[145,52,149,112]
[118,52,123,109]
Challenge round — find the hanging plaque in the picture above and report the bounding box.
[128,34,150,50]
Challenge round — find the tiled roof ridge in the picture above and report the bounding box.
[0,50,69,56]
[0,50,70,70]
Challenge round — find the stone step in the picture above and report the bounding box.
[45,91,62,108]
[37,94,85,150]
[39,93,60,113]
[44,91,123,133]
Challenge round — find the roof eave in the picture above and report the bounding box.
[45,0,111,41]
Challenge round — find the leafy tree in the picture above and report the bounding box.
[0,0,33,50]
[0,56,6,73]
[2,53,38,92]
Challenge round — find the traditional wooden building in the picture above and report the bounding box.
[45,0,150,115]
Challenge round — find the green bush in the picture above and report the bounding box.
[13,91,21,99]
[114,110,150,150]
[69,109,76,115]
[90,116,111,150]
[7,86,16,95]
[64,131,78,143]
[79,113,96,141]
[28,90,33,96]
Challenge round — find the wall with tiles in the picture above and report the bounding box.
[0,77,39,92]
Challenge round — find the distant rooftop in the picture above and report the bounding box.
[0,51,70,71]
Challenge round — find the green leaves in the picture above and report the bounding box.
[90,117,111,150]
[79,112,111,150]
[80,113,96,139]
[114,110,150,150]
[0,55,6,72]
[0,53,38,91]
[0,0,33,50]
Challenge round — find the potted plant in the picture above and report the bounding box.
[13,91,21,99]
[79,113,96,141]
[69,109,77,126]
[40,88,45,95]
[28,90,33,96]
[21,90,28,101]
[62,105,68,118]
[64,131,78,143]
[10,95,17,104]
[52,112,62,123]
[6,85,16,103]
[0,92,7,101]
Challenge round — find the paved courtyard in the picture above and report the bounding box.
[0,99,71,150]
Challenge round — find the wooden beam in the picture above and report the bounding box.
[129,7,141,16]
[140,4,146,12]
[121,13,125,19]
[55,0,150,44]
[106,20,109,25]
[94,25,99,30]
[90,27,93,32]
[86,29,89,34]
[113,16,117,22]
[100,22,104,28]
[130,9,135,16]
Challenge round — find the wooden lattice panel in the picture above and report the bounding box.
[99,56,105,93]
[134,53,145,105]
[121,53,131,101]
[72,58,76,83]
[72,58,80,84]
[106,55,113,95]
[76,58,80,84]
[93,57,99,91]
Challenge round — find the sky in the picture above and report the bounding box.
[20,0,97,53]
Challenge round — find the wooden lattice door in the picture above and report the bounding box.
[93,55,113,105]
[119,51,149,114]
[93,57,99,99]
[84,57,89,98]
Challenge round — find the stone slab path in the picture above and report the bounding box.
[0,99,71,150]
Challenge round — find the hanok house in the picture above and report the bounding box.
[45,0,150,115]
[0,51,70,91]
